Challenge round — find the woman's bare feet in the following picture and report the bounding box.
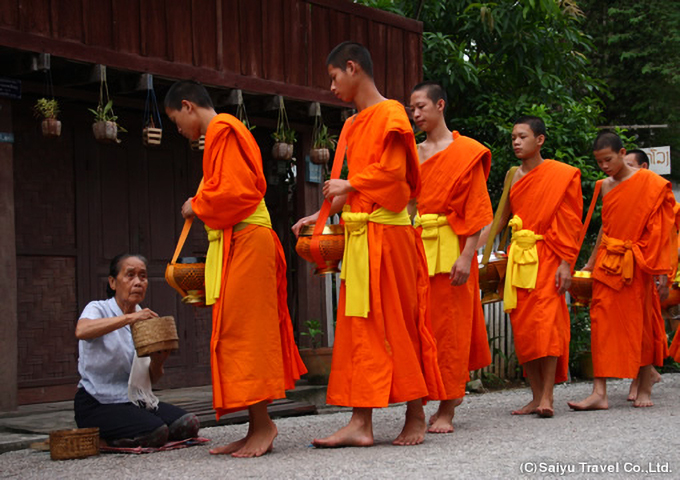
[313,408,374,448]
[393,401,426,445]
[428,398,463,433]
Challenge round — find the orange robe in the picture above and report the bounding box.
[590,169,674,378]
[191,114,305,418]
[416,132,493,399]
[669,203,680,362]
[508,160,582,383]
[327,100,445,407]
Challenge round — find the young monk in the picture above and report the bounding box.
[621,148,664,400]
[568,131,674,411]
[165,81,306,457]
[409,81,492,433]
[292,42,445,447]
[482,116,582,417]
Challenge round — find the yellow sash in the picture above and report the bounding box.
[205,199,272,305]
[341,206,411,318]
[600,234,635,285]
[503,215,544,312]
[414,213,461,277]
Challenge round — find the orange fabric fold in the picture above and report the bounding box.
[192,114,305,418]
[327,101,445,407]
[507,160,582,384]
[416,132,493,398]
[590,169,674,378]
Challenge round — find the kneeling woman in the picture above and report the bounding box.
[74,253,199,447]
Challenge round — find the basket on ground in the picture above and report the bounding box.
[296,224,344,275]
[49,427,99,461]
[131,316,179,357]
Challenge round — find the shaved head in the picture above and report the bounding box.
[411,81,448,109]
[326,41,374,78]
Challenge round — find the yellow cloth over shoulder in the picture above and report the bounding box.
[503,215,544,313]
[414,213,461,277]
[341,206,411,318]
[204,199,272,305]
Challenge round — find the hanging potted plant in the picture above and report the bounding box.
[33,98,61,138]
[142,78,162,147]
[271,96,296,161]
[89,100,126,144]
[310,123,337,165]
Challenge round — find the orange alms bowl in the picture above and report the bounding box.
[569,271,593,307]
[296,224,344,275]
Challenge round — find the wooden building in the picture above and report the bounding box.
[0,0,423,410]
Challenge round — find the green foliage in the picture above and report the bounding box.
[33,98,60,120]
[272,96,297,144]
[569,305,591,372]
[300,319,323,349]
[312,123,338,150]
[88,100,127,132]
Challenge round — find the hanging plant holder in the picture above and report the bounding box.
[235,89,255,131]
[271,96,296,161]
[88,65,125,144]
[142,75,163,147]
[34,61,62,139]
[310,103,337,165]
[190,135,205,151]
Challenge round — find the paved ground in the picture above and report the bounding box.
[1,374,678,479]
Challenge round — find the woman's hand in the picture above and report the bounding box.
[126,308,159,326]
[322,179,353,199]
[181,197,194,219]
[292,212,319,238]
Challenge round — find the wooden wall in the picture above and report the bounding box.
[0,0,422,104]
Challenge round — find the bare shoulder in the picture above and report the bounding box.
[417,141,434,164]
[601,177,616,195]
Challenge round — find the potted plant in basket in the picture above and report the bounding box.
[310,124,337,165]
[89,100,126,144]
[33,98,61,138]
[271,96,297,161]
[299,319,333,385]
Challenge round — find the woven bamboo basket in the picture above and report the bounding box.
[49,427,99,460]
[296,224,345,275]
[131,316,179,357]
[569,271,593,307]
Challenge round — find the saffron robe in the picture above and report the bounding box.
[416,132,493,399]
[327,100,445,407]
[191,114,306,418]
[669,203,680,362]
[590,169,674,378]
[508,160,582,383]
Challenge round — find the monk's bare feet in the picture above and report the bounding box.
[511,400,539,415]
[313,410,374,448]
[536,400,554,418]
[567,393,608,411]
[428,398,463,433]
[210,436,247,455]
[231,422,278,458]
[633,394,654,408]
[393,403,426,446]
[628,368,661,401]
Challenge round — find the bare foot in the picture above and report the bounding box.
[231,423,278,458]
[209,437,247,455]
[393,408,426,446]
[567,394,608,411]
[511,400,539,415]
[628,368,662,401]
[312,423,374,448]
[633,394,654,408]
[427,398,463,434]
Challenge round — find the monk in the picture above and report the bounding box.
[292,42,445,448]
[482,116,582,417]
[409,81,492,433]
[164,80,306,457]
[621,148,664,400]
[568,131,674,411]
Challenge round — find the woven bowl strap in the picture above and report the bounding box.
[309,117,352,270]
[481,166,518,265]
